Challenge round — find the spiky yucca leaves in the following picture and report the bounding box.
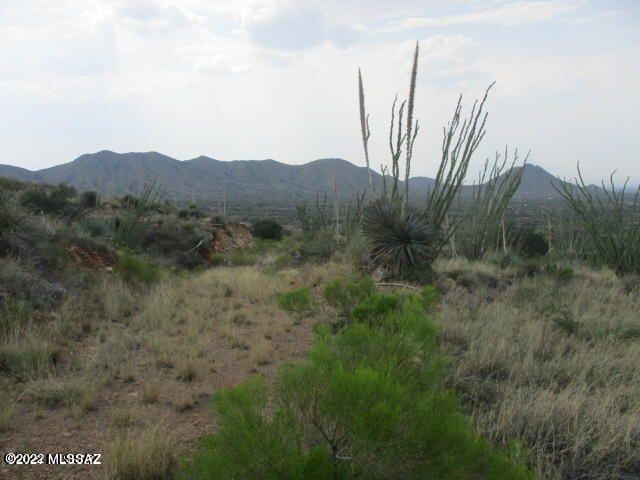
[362,198,439,278]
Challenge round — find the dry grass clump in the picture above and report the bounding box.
[439,261,640,479]
[104,427,176,480]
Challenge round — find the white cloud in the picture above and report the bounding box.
[384,0,585,30]
[413,35,484,85]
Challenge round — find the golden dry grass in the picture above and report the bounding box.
[437,259,640,479]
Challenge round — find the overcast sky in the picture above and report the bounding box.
[0,0,638,184]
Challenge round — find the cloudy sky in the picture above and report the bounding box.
[0,0,638,184]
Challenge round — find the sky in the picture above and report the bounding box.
[0,0,639,185]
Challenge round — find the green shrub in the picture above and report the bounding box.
[514,228,549,258]
[278,288,314,315]
[79,190,98,208]
[350,292,399,324]
[229,251,257,266]
[323,277,374,319]
[209,253,226,267]
[299,229,336,262]
[252,218,283,241]
[115,250,161,284]
[181,292,534,480]
[20,184,77,216]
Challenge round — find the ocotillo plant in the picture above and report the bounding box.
[295,193,330,237]
[554,165,640,275]
[455,147,528,260]
[358,42,498,277]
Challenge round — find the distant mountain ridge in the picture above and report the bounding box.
[0,150,567,203]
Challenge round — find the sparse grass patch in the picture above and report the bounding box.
[277,287,314,315]
[439,265,640,479]
[111,406,144,429]
[104,427,177,480]
[0,341,55,379]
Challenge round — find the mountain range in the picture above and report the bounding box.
[0,150,567,204]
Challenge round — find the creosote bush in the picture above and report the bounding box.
[252,218,283,240]
[180,282,534,479]
[114,250,161,284]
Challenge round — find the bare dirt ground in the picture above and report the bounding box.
[0,265,327,479]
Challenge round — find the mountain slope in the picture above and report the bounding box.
[0,151,566,203]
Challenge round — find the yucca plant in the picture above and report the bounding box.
[113,181,161,248]
[361,198,439,277]
[554,165,640,275]
[358,42,502,278]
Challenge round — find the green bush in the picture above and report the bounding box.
[299,229,336,262]
[278,288,314,315]
[79,190,98,209]
[20,184,77,216]
[114,250,161,284]
[180,291,534,480]
[323,276,374,319]
[252,218,283,241]
[514,228,549,258]
[229,251,257,266]
[209,253,226,267]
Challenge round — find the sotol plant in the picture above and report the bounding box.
[358,42,498,278]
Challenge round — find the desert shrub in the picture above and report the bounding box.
[0,189,37,254]
[455,149,527,260]
[323,276,374,319]
[139,221,209,269]
[299,229,336,262]
[20,183,77,216]
[278,288,313,315]
[0,259,65,308]
[295,194,330,237]
[0,176,28,191]
[488,250,521,270]
[113,183,160,248]
[350,291,399,323]
[209,253,226,267]
[211,214,225,224]
[555,167,640,275]
[115,250,161,284]
[513,228,548,258]
[228,251,257,266]
[181,291,533,480]
[80,216,109,237]
[79,190,98,208]
[252,218,283,240]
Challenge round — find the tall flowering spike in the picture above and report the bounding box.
[359,68,376,195]
[403,41,419,215]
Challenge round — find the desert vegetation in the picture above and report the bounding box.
[1,46,639,480]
